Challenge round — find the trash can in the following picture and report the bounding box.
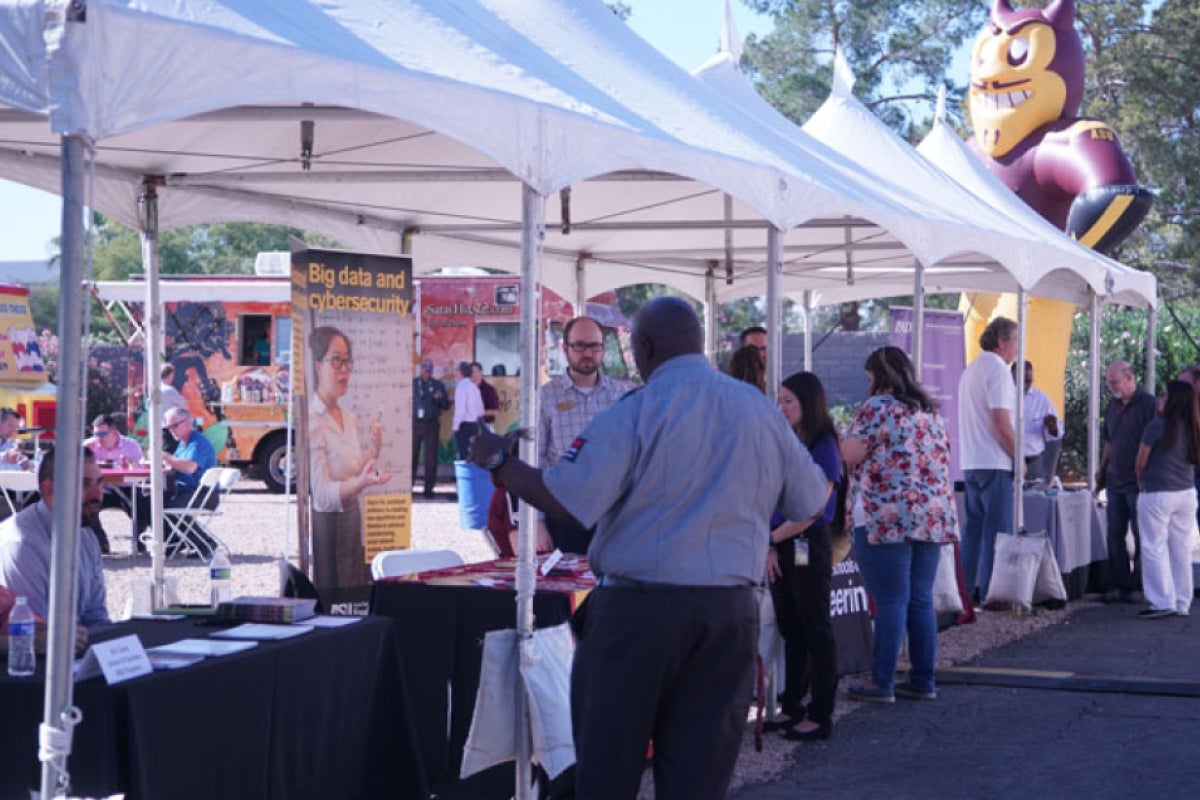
[454,460,492,530]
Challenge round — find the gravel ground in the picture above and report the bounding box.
[98,477,1088,796]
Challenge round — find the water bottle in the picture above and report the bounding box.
[209,547,233,607]
[7,596,36,677]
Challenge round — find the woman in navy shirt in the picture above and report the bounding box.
[765,371,841,741]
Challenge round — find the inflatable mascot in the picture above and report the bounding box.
[968,0,1151,254]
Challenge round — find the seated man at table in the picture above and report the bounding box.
[134,407,218,554]
[83,413,146,555]
[0,447,110,629]
[0,407,30,471]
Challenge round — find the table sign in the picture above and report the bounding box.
[539,549,564,576]
[74,635,152,684]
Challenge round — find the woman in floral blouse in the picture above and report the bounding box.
[840,346,957,703]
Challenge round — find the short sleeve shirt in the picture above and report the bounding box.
[1103,389,1157,492]
[543,354,829,586]
[957,351,1015,470]
[175,431,217,495]
[1140,417,1195,493]
[847,394,958,545]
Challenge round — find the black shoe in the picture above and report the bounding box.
[781,722,832,742]
[1138,608,1174,619]
[762,714,802,733]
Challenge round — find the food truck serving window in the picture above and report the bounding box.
[474,322,519,377]
[240,314,273,366]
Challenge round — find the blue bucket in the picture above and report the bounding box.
[454,460,492,530]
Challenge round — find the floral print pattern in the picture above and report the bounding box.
[847,394,958,545]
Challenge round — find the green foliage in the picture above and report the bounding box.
[1060,301,1200,478]
[741,0,987,138]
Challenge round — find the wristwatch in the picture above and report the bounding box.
[483,448,508,472]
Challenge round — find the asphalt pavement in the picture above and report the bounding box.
[732,601,1200,800]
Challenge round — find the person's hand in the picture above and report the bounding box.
[1043,415,1059,437]
[0,448,22,464]
[356,458,392,491]
[467,427,508,469]
[73,625,89,656]
[1093,470,1106,495]
[840,436,868,467]
[536,519,554,553]
[765,548,781,583]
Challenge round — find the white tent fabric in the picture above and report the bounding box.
[0,0,1150,309]
[693,46,1156,308]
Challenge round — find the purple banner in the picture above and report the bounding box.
[888,308,965,481]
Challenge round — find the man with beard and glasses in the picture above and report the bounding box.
[0,447,110,629]
[536,316,630,553]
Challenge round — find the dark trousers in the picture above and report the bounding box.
[1106,489,1142,591]
[411,418,440,494]
[571,585,757,800]
[769,522,837,725]
[454,422,479,462]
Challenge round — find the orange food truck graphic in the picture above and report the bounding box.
[94,268,630,492]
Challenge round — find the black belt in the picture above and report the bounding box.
[597,575,752,591]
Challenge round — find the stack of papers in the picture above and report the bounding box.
[210,623,314,641]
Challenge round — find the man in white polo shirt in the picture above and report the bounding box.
[958,316,1018,604]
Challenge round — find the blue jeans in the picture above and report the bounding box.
[852,528,941,692]
[961,469,1014,601]
[1105,489,1141,592]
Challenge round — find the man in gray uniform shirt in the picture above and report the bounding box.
[469,297,827,799]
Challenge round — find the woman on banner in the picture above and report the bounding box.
[308,326,392,590]
[841,347,957,703]
[1134,380,1200,619]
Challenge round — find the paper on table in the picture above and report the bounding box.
[304,615,362,628]
[149,639,258,657]
[209,623,315,640]
[148,651,205,670]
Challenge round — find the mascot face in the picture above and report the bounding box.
[969,0,1084,157]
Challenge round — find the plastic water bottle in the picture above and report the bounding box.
[209,547,233,607]
[7,596,36,677]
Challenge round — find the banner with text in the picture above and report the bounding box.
[293,249,414,614]
[888,307,965,481]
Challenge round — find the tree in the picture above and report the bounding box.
[1081,0,1200,297]
[740,0,987,138]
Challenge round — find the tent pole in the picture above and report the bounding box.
[766,227,782,396]
[575,256,587,317]
[704,262,718,364]
[515,183,544,800]
[802,290,813,372]
[1145,303,1157,393]
[912,263,926,381]
[139,182,167,602]
[39,133,88,800]
[1088,292,1101,492]
[1014,289,1027,534]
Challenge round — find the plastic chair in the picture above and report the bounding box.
[161,467,239,560]
[370,548,464,580]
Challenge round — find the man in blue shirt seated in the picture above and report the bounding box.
[135,407,218,555]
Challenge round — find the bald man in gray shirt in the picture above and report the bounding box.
[469,297,827,799]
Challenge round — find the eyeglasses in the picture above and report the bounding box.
[566,342,603,354]
[321,356,354,371]
[167,419,189,431]
[93,428,116,439]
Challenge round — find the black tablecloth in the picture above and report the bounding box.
[371,581,574,800]
[0,616,428,800]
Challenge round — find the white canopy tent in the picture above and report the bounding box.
[0,1,1157,796]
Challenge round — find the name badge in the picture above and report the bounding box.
[556,400,575,412]
[793,539,810,567]
[417,408,426,419]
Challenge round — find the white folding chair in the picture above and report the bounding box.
[161,467,239,560]
[370,548,464,580]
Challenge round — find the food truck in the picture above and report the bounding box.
[0,283,56,434]
[93,261,630,492]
